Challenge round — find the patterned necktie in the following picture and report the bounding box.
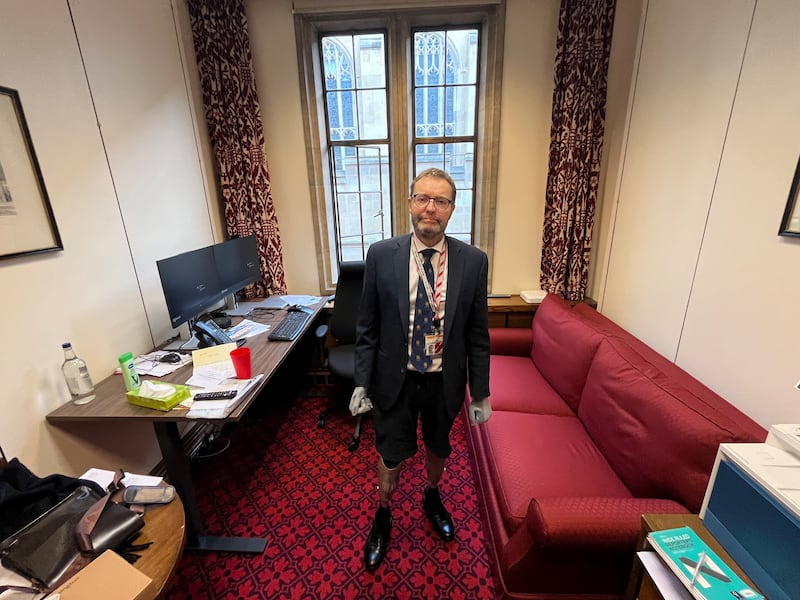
[411,248,437,372]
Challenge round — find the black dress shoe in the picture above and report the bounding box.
[364,506,391,571]
[423,486,454,541]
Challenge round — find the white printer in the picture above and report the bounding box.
[699,424,800,600]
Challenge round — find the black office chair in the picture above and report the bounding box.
[315,260,366,452]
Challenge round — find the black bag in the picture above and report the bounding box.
[0,457,106,541]
[0,485,144,591]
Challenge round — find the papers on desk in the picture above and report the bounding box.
[185,374,263,418]
[79,468,163,489]
[226,295,288,316]
[226,318,269,339]
[226,294,324,316]
[125,350,192,377]
[280,294,323,307]
[185,343,237,387]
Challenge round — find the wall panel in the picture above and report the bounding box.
[677,0,800,426]
[601,0,755,359]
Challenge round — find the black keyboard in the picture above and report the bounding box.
[268,308,312,341]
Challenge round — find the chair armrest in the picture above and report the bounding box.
[489,327,532,356]
[525,496,690,552]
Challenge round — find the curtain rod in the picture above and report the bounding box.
[292,0,501,15]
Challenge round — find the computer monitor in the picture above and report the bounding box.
[156,245,226,328]
[214,235,261,296]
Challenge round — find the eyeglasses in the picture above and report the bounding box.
[411,194,454,210]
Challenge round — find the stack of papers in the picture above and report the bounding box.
[185,375,263,418]
[79,467,163,488]
[186,343,238,388]
[226,318,269,339]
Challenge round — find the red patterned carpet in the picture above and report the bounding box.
[166,385,497,599]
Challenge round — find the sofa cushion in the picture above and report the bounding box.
[488,355,574,415]
[578,340,753,512]
[480,411,632,533]
[573,303,766,443]
[531,294,603,412]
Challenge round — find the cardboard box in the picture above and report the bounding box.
[46,550,152,600]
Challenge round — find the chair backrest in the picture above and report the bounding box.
[330,261,365,345]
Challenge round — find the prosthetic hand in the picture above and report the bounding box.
[469,397,492,425]
[349,386,373,416]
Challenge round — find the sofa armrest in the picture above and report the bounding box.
[525,496,690,552]
[489,327,532,356]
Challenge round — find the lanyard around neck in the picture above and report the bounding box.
[412,236,447,320]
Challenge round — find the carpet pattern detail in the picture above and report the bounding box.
[166,389,497,599]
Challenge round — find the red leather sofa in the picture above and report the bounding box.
[464,293,766,599]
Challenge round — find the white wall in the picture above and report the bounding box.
[594,0,800,427]
[3,0,797,477]
[0,0,217,475]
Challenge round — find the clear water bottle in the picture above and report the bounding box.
[61,342,96,405]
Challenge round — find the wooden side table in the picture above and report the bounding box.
[626,513,760,600]
[135,494,186,599]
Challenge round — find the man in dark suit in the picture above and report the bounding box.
[350,168,492,572]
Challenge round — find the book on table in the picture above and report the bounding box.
[647,526,763,600]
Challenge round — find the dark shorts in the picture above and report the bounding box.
[372,371,455,463]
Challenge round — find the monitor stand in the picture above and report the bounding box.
[163,334,201,352]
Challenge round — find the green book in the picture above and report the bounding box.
[647,526,763,600]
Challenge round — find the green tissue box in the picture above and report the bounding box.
[126,383,190,411]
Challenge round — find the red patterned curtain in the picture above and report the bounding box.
[188,0,286,297]
[540,0,615,301]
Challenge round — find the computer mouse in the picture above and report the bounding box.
[159,352,182,364]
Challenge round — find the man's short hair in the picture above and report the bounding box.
[410,168,457,203]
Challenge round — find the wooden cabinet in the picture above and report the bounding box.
[488,295,539,328]
[488,295,597,328]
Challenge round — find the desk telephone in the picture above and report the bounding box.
[193,319,245,348]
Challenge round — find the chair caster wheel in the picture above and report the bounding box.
[348,438,360,452]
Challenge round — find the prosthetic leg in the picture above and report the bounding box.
[363,457,402,571]
[422,449,454,541]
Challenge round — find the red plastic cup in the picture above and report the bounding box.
[230,347,252,379]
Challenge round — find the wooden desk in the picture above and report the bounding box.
[626,513,761,600]
[46,302,325,554]
[137,496,185,599]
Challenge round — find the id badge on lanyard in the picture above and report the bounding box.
[424,330,444,358]
[414,239,446,359]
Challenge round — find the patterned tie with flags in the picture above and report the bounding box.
[411,248,437,372]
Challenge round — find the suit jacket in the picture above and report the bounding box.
[354,234,490,420]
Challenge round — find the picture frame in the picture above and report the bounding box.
[778,154,800,237]
[0,85,63,260]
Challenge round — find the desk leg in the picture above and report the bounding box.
[152,421,267,554]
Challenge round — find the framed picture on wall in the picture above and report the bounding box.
[0,85,63,261]
[779,154,800,237]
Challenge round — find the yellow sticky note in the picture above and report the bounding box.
[191,343,237,367]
